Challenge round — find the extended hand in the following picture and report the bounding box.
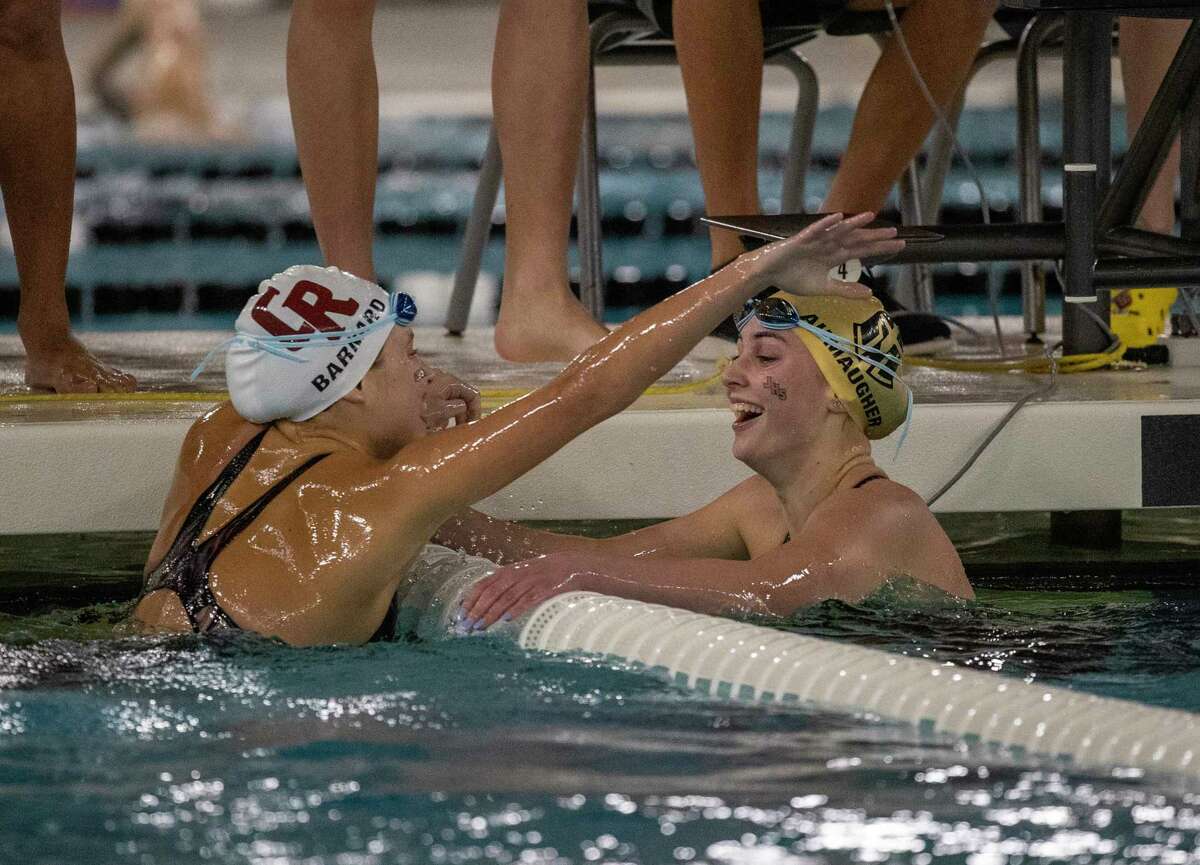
[458,552,598,631]
[420,367,481,431]
[750,211,904,296]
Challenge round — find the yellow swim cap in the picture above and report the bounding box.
[752,291,910,440]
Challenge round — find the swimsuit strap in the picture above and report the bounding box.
[142,430,329,634]
[190,454,396,643]
[165,429,271,556]
[177,451,330,633]
[191,452,329,568]
[143,429,270,594]
[369,596,399,644]
[144,431,398,643]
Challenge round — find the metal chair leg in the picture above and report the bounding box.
[1017,14,1062,342]
[865,33,932,311]
[771,49,818,213]
[577,53,606,322]
[895,163,934,310]
[920,85,968,229]
[446,128,503,335]
[1182,68,1200,243]
[575,11,658,323]
[920,38,1019,223]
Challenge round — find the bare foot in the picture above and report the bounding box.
[495,293,609,363]
[23,334,137,394]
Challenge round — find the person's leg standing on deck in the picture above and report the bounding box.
[1109,17,1190,351]
[0,0,135,392]
[287,0,380,283]
[490,0,609,362]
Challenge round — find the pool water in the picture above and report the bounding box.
[2,524,1200,864]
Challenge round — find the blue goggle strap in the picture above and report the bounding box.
[751,314,913,456]
[189,291,417,381]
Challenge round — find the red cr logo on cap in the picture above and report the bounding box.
[251,280,361,349]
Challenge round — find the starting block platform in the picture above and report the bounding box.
[2,320,1200,534]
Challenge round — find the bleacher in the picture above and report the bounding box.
[0,104,1116,325]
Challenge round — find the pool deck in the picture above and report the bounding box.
[0,6,1172,534]
[2,318,1199,534]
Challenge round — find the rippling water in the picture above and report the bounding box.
[2,529,1200,864]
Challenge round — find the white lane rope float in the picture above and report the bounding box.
[403,545,1200,779]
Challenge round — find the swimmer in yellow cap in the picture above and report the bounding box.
[132,212,901,646]
[446,285,971,629]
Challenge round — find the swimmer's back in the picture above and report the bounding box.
[144,403,263,574]
[137,404,421,644]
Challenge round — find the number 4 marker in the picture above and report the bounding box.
[829,259,862,283]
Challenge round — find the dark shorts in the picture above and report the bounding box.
[597,2,1031,42]
[596,1,839,38]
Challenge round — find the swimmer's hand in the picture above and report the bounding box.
[747,211,904,296]
[459,552,602,631]
[420,367,481,431]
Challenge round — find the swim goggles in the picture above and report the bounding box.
[190,291,417,380]
[734,295,914,453]
[734,295,806,333]
[735,296,898,372]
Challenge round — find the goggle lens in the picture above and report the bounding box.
[735,297,802,332]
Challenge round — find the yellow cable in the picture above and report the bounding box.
[0,337,1130,409]
[0,391,220,404]
[906,341,1127,375]
[0,366,726,406]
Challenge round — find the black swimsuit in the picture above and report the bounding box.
[141,429,397,642]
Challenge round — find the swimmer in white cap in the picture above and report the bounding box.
[131,212,901,646]
[444,276,972,631]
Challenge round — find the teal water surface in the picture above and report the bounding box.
[1,529,1199,864]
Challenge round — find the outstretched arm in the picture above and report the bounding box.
[432,509,603,564]
[434,476,763,564]
[460,538,858,626]
[460,483,970,627]
[397,213,903,535]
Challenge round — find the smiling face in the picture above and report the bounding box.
[723,318,835,471]
[352,327,432,454]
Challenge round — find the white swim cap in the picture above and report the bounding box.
[224,265,416,423]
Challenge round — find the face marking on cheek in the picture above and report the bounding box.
[764,376,788,401]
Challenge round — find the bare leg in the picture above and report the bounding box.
[492,0,607,363]
[0,0,135,392]
[1120,17,1187,234]
[824,0,997,213]
[1109,17,1189,348]
[673,0,763,269]
[287,0,378,281]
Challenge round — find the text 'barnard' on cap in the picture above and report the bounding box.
[225,265,415,423]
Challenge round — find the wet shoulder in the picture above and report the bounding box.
[179,402,263,477]
[822,478,927,526]
[728,475,789,556]
[822,480,970,599]
[807,479,937,565]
